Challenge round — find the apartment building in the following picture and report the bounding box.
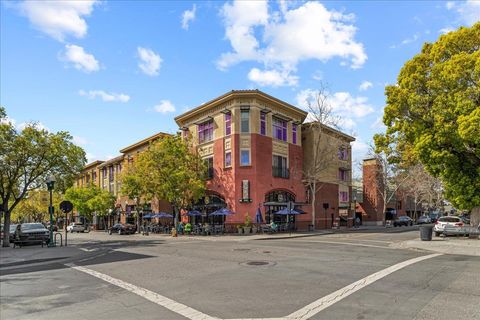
[175,90,355,230]
[75,132,171,228]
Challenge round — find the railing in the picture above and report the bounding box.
[272,166,289,179]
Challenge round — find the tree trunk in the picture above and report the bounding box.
[471,207,480,227]
[311,183,316,230]
[2,204,11,247]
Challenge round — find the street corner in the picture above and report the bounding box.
[393,237,480,257]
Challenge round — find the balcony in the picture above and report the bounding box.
[272,166,289,179]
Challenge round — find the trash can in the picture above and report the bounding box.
[419,224,433,241]
[308,224,314,232]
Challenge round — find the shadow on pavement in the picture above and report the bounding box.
[0,240,163,277]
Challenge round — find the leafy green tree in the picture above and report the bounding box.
[12,190,63,223]
[121,167,144,232]
[87,188,116,229]
[65,186,116,227]
[1,107,86,246]
[375,23,480,225]
[134,135,206,226]
[65,187,97,220]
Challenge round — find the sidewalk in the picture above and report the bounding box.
[392,237,480,257]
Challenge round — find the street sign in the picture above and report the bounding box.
[59,200,73,213]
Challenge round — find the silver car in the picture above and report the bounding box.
[434,216,464,236]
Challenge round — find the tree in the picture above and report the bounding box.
[301,84,341,229]
[87,188,116,230]
[65,186,116,227]
[11,190,63,223]
[64,187,96,220]
[365,147,410,224]
[1,107,86,246]
[120,167,144,233]
[134,136,206,226]
[375,23,480,226]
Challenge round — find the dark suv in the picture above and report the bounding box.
[109,223,136,235]
[14,223,50,246]
[393,216,414,227]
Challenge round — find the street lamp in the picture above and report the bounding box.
[46,175,56,247]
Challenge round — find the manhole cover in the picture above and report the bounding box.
[247,261,269,266]
[263,251,271,254]
[240,260,276,267]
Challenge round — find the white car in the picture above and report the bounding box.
[66,223,86,233]
[434,216,464,236]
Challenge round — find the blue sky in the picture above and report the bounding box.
[1,1,479,173]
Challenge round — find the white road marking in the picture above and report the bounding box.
[65,253,442,320]
[286,253,442,320]
[65,263,219,320]
[79,248,97,252]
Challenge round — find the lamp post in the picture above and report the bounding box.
[46,175,56,247]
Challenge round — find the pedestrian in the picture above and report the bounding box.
[355,217,360,228]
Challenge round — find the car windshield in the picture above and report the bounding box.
[21,223,46,230]
[439,217,460,222]
[399,216,409,220]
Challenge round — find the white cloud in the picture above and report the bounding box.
[137,47,162,76]
[296,89,374,131]
[0,116,16,126]
[446,2,455,10]
[60,44,99,73]
[86,152,96,162]
[79,90,130,103]
[312,70,323,81]
[181,4,196,30]
[371,115,387,131]
[154,100,176,113]
[390,33,420,49]
[455,0,480,25]
[359,81,373,91]
[248,67,298,87]
[439,27,455,34]
[218,1,366,86]
[19,0,97,42]
[72,135,87,146]
[17,121,50,132]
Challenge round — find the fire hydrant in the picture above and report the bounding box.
[171,228,177,237]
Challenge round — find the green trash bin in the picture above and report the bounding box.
[420,224,433,241]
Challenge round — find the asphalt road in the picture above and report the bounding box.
[1,229,479,320]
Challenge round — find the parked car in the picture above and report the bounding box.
[434,216,464,236]
[109,223,136,235]
[429,213,441,223]
[417,215,432,224]
[393,216,414,227]
[459,215,470,225]
[46,223,58,232]
[14,223,50,245]
[9,224,18,242]
[67,222,86,233]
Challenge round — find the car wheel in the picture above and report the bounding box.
[435,232,441,237]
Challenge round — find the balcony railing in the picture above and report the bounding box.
[272,166,289,179]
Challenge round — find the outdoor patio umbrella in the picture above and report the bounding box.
[274,208,301,215]
[209,207,234,216]
[143,213,153,219]
[186,210,202,216]
[154,212,174,218]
